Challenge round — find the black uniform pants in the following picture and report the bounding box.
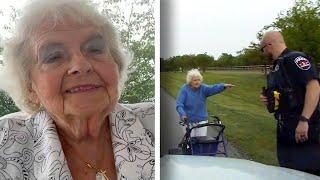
[276,114,320,176]
[277,143,320,175]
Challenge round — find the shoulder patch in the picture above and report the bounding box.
[294,56,311,70]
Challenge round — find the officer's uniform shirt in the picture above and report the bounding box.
[273,48,319,114]
[271,49,320,173]
[281,49,319,85]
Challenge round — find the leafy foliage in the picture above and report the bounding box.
[0,90,19,117]
[266,0,320,64]
[96,0,155,103]
[215,53,235,67]
[161,54,214,72]
[162,0,320,70]
[0,0,155,116]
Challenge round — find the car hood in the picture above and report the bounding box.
[161,155,320,180]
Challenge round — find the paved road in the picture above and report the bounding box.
[160,88,185,156]
[160,88,248,159]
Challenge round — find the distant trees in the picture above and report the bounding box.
[196,54,212,72]
[161,54,214,72]
[215,53,235,67]
[235,43,267,66]
[161,0,320,72]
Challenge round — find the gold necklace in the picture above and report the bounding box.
[67,149,110,180]
[85,161,110,180]
[60,133,111,180]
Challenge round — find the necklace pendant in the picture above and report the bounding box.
[96,171,109,180]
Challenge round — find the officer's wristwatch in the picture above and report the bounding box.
[299,115,309,122]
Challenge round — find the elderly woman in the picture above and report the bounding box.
[0,0,154,180]
[176,69,234,137]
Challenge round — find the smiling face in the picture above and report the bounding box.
[29,19,119,128]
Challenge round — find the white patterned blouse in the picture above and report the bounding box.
[0,102,155,180]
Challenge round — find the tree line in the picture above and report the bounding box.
[161,0,320,72]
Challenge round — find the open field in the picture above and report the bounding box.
[161,71,278,165]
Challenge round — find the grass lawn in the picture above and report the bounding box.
[161,71,278,166]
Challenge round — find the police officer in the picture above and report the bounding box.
[259,31,320,175]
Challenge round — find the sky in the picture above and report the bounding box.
[0,0,27,41]
[160,0,296,59]
[0,0,300,60]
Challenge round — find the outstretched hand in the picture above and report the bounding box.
[224,84,235,89]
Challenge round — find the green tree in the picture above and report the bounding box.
[98,0,155,103]
[217,53,235,67]
[264,0,320,63]
[0,90,19,117]
[174,55,193,72]
[231,0,320,67]
[194,53,213,72]
[235,42,267,66]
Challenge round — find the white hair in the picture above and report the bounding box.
[2,0,131,114]
[186,69,203,84]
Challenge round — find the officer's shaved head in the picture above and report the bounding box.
[261,31,285,45]
[260,31,287,60]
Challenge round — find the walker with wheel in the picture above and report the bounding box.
[169,115,228,156]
